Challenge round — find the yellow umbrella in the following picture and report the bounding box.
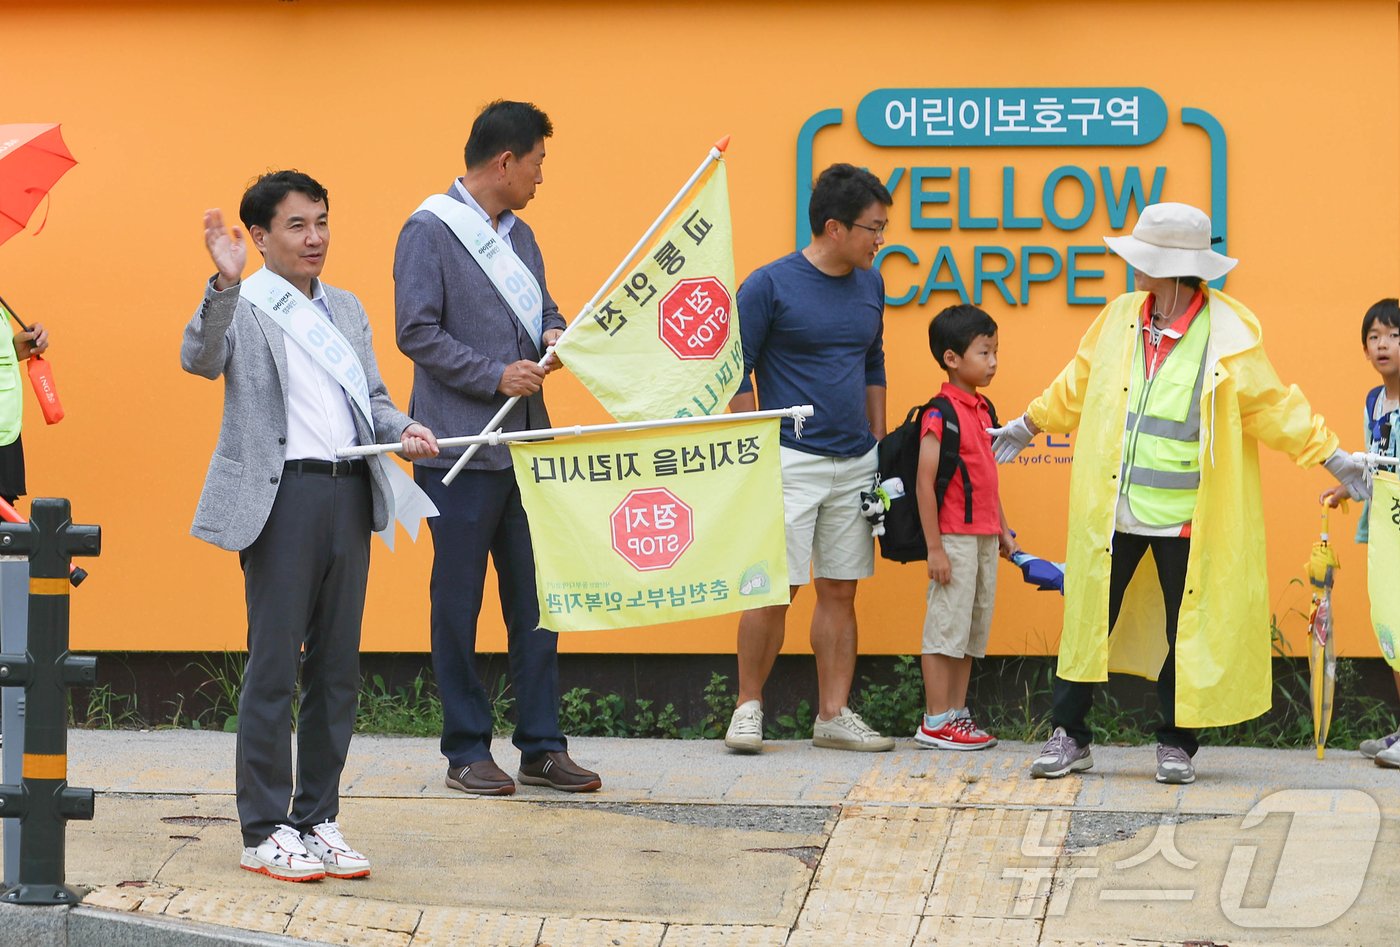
[1306,503,1343,759]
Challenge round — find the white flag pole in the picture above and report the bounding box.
[439,135,732,486]
[340,404,810,458]
[1356,451,1400,468]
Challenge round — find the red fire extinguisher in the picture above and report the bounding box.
[0,292,63,424]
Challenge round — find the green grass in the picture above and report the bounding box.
[558,687,683,738]
[61,648,1399,751]
[70,682,141,729]
[356,671,442,736]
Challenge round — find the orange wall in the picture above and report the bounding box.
[2,1,1396,660]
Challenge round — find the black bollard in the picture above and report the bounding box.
[0,498,100,905]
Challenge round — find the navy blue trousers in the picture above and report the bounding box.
[415,466,565,766]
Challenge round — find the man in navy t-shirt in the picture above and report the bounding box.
[724,164,895,754]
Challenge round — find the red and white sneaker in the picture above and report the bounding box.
[915,714,997,750]
[301,820,372,879]
[240,824,325,882]
[955,711,997,747]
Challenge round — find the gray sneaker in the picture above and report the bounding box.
[812,707,895,752]
[1155,744,1196,784]
[1029,727,1093,778]
[1360,729,1400,759]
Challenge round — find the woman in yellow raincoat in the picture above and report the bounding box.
[989,203,1367,784]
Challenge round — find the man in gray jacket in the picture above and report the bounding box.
[395,101,600,795]
[183,171,438,882]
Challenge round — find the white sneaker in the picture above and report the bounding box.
[301,820,372,879]
[1375,742,1400,769]
[725,700,764,753]
[813,707,895,752]
[240,824,325,882]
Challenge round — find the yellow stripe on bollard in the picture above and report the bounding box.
[29,577,70,596]
[23,753,66,780]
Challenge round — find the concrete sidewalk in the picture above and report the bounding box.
[4,730,1399,946]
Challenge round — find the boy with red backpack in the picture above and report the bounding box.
[911,305,1019,749]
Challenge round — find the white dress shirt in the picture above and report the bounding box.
[283,280,359,461]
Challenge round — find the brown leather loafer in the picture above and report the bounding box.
[445,759,516,796]
[518,751,602,793]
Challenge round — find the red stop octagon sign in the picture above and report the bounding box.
[610,488,694,572]
[658,277,731,360]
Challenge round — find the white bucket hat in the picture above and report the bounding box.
[1102,202,1237,280]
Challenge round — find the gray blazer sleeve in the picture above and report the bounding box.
[181,278,239,379]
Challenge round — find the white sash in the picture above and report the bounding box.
[240,267,438,550]
[418,192,544,348]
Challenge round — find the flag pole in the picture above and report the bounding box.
[440,135,732,486]
[340,403,808,458]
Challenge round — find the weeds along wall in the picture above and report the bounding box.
[4,1,1398,657]
[73,651,1400,753]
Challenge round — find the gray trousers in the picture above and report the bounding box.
[235,467,371,847]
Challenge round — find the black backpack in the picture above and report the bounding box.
[875,394,998,563]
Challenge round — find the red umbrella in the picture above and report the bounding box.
[0,123,77,247]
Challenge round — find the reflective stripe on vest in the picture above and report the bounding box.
[1120,305,1211,527]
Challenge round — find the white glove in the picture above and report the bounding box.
[987,416,1035,464]
[1323,448,1371,502]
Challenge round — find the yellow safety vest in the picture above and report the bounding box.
[1120,306,1211,527]
[0,307,23,447]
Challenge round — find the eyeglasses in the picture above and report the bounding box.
[848,221,887,235]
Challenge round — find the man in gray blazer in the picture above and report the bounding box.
[183,171,438,882]
[395,100,600,795]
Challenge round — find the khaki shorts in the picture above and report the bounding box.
[780,445,878,585]
[922,533,998,657]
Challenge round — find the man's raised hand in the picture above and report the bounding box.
[204,209,247,291]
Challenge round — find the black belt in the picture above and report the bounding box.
[283,458,367,478]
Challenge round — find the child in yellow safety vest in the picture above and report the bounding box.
[1322,298,1400,767]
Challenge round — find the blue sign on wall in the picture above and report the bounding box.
[855,87,1169,148]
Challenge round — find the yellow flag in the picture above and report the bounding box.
[555,161,741,421]
[1368,472,1400,669]
[511,417,788,631]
